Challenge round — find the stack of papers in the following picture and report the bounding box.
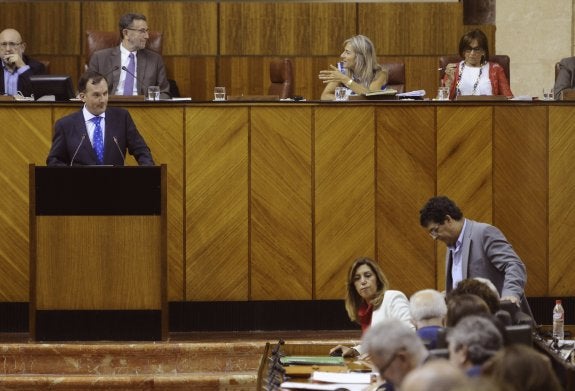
[280,371,375,390]
[396,90,426,98]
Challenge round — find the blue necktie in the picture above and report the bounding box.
[123,52,135,96]
[91,116,104,164]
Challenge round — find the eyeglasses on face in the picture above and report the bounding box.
[0,42,22,49]
[125,28,150,34]
[464,47,484,54]
[427,222,444,238]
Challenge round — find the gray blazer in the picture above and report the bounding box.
[88,46,170,99]
[554,56,575,99]
[445,219,531,316]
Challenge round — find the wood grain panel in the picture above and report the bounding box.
[376,106,436,296]
[81,1,217,56]
[163,56,217,100]
[251,107,313,300]
[549,106,575,296]
[359,3,464,56]
[36,216,162,309]
[436,105,492,289]
[315,106,375,299]
[126,107,184,301]
[185,107,249,301]
[0,2,80,55]
[219,2,355,55]
[493,106,547,297]
[0,107,53,301]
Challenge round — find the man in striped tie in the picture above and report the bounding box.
[46,69,155,166]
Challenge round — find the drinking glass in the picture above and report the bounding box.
[214,86,226,101]
[147,86,160,101]
[436,86,449,101]
[335,87,348,101]
[542,88,554,101]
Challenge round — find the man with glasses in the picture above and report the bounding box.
[363,318,429,391]
[0,28,46,97]
[419,196,531,318]
[88,13,170,98]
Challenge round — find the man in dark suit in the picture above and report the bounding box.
[554,56,575,99]
[419,196,532,317]
[88,13,170,99]
[0,28,46,97]
[46,70,154,166]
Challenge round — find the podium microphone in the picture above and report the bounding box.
[70,134,86,166]
[113,136,126,164]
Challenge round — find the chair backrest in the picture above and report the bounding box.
[268,58,294,99]
[85,30,164,65]
[438,54,511,83]
[382,62,405,93]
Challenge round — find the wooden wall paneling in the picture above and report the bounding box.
[314,106,376,299]
[376,106,436,296]
[250,106,313,300]
[218,57,268,97]
[402,56,440,99]
[0,107,54,301]
[126,107,185,301]
[493,106,548,297]
[163,56,216,100]
[185,107,249,301]
[549,106,575,296]
[219,2,356,56]
[358,3,464,56]
[436,105,492,289]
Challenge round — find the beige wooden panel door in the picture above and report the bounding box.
[436,105,493,289]
[549,106,575,296]
[0,107,53,301]
[376,105,437,296]
[315,106,376,300]
[251,106,313,300]
[186,107,249,301]
[494,106,548,297]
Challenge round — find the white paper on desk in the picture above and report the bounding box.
[396,90,426,97]
[171,97,192,101]
[280,381,367,391]
[311,371,373,384]
[509,95,533,101]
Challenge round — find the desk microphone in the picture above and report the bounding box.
[112,136,126,164]
[70,134,86,166]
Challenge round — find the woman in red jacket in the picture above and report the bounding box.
[443,29,513,100]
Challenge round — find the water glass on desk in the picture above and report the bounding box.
[214,86,226,101]
[436,86,449,101]
[147,86,160,101]
[543,88,554,101]
[335,87,348,101]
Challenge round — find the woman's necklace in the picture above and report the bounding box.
[456,61,483,96]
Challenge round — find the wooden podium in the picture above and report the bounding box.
[29,165,167,341]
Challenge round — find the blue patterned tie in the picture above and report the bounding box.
[91,116,104,164]
[123,52,135,96]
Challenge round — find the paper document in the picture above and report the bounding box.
[311,371,374,384]
[279,381,367,391]
[396,90,426,97]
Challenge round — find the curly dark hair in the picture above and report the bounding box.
[419,196,463,227]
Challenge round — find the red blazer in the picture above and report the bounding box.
[444,61,513,100]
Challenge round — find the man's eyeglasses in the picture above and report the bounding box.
[428,223,443,238]
[464,47,484,54]
[0,42,22,49]
[126,28,150,34]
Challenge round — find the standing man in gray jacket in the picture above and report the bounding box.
[419,196,532,317]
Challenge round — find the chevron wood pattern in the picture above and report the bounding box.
[185,107,249,301]
[0,107,53,301]
[314,106,376,300]
[549,106,575,295]
[251,107,313,300]
[493,106,548,297]
[376,106,437,296]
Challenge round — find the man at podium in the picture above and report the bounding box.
[46,69,155,166]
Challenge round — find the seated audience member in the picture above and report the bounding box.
[442,29,512,100]
[88,13,170,98]
[447,278,500,315]
[409,289,447,349]
[446,294,490,328]
[447,315,503,377]
[401,359,469,391]
[330,257,413,358]
[318,35,387,100]
[481,344,562,391]
[0,28,46,97]
[363,318,429,391]
[46,70,155,166]
[554,56,575,99]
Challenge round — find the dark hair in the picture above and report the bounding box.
[458,29,490,62]
[448,279,500,314]
[419,196,463,227]
[78,70,106,93]
[446,294,490,327]
[344,257,389,323]
[119,13,147,39]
